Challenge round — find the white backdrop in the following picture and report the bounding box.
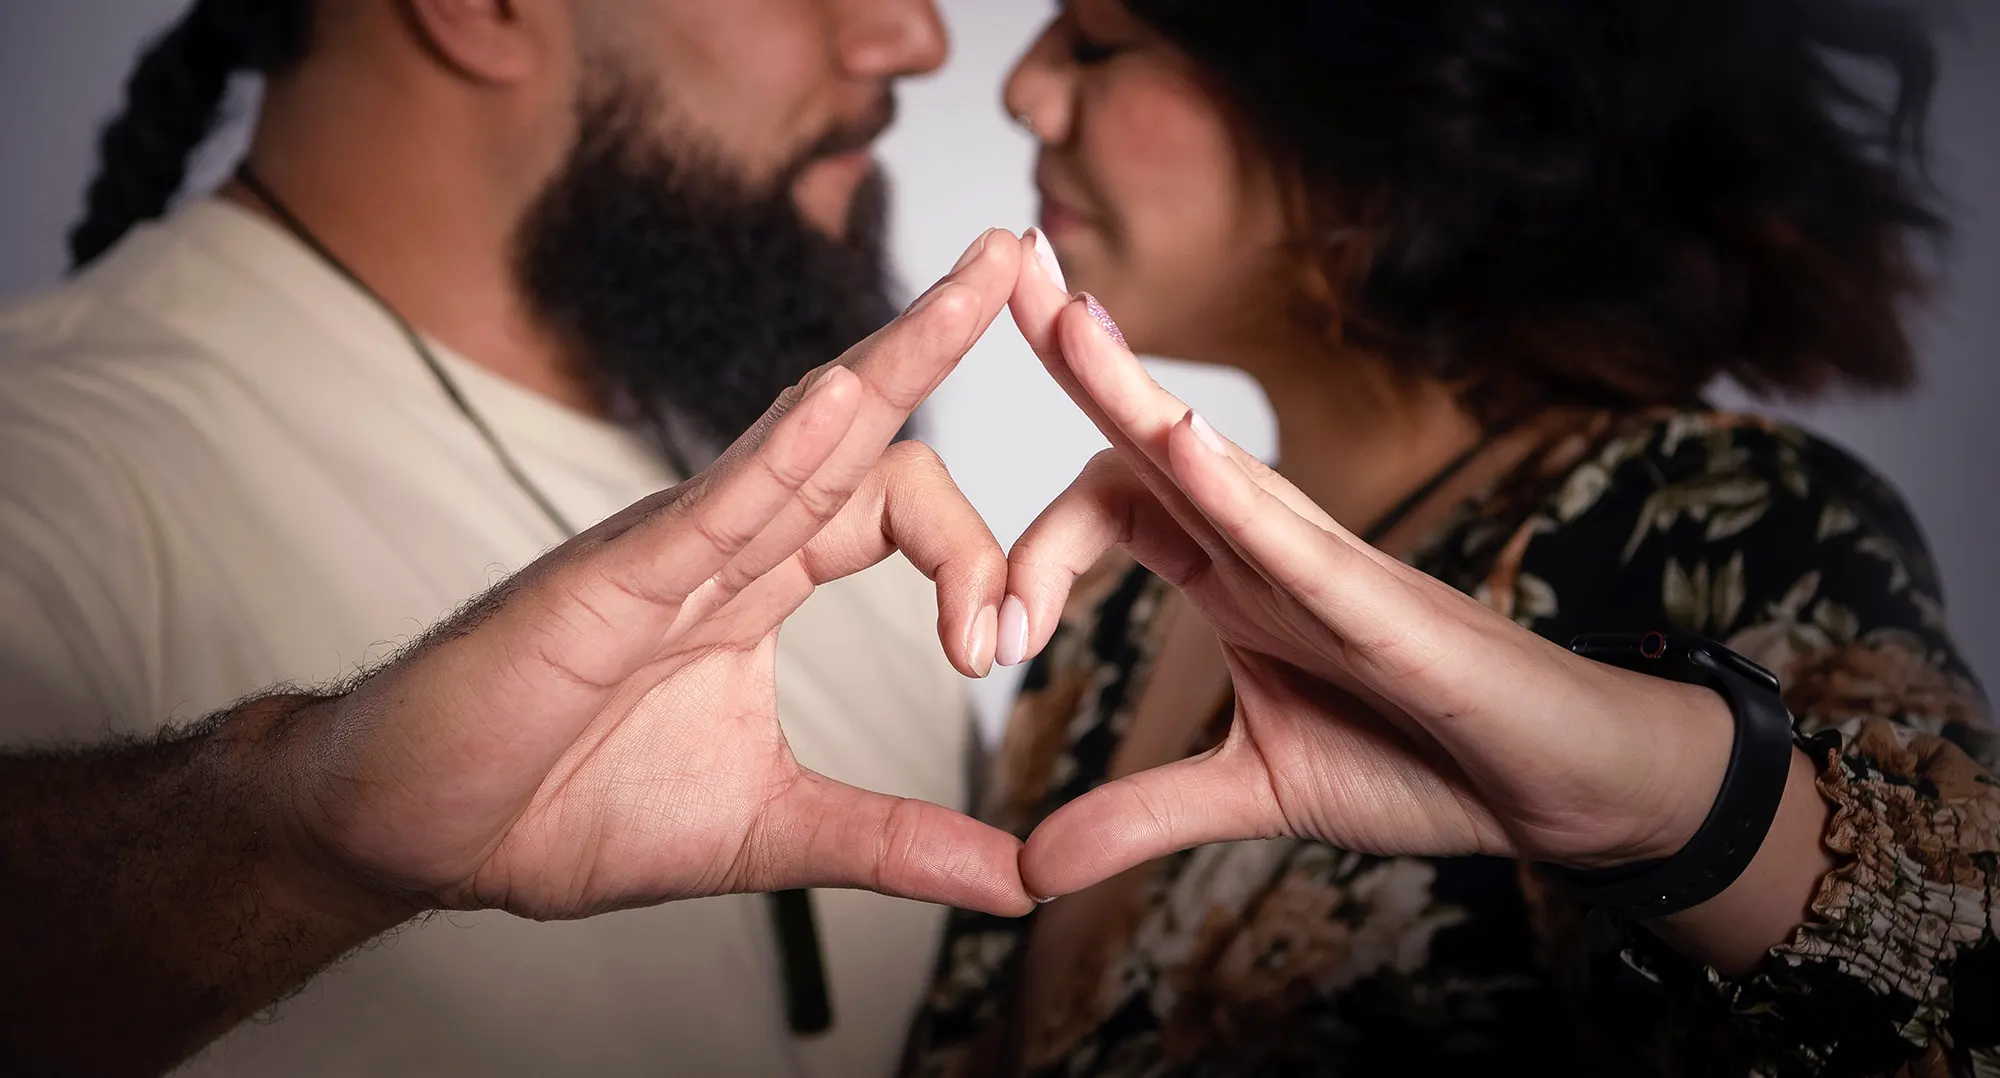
[1,1,1993,738]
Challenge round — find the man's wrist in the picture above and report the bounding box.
[205,694,420,946]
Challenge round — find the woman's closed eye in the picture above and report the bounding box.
[1070,32,1121,66]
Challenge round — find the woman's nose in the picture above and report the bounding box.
[1002,26,1074,146]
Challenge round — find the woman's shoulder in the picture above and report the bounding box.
[1530,409,1944,610]
[1492,407,1988,739]
[1556,409,1927,553]
[1423,409,1907,610]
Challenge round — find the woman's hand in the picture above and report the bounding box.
[278,230,1036,923]
[1002,257,1741,903]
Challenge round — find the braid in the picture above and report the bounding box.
[68,0,313,270]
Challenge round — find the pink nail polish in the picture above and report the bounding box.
[1080,293,1128,350]
[1026,227,1067,291]
[996,595,1030,668]
[1188,410,1229,456]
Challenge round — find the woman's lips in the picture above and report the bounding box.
[1037,195,1092,237]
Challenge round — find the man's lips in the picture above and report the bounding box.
[811,148,875,175]
[812,96,897,159]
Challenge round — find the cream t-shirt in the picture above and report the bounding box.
[0,199,972,1078]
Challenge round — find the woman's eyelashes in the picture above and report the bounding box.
[1070,32,1121,66]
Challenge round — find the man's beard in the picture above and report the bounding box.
[513,81,900,467]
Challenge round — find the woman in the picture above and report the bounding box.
[904,0,1995,1075]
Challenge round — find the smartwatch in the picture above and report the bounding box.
[1542,632,1798,918]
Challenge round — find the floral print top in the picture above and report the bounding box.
[900,409,1997,1078]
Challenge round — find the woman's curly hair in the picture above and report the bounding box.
[1127,0,1948,419]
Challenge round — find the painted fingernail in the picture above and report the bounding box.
[1080,292,1127,350]
[1026,227,1067,291]
[968,605,998,678]
[1188,410,1229,456]
[996,595,1030,668]
[950,230,994,274]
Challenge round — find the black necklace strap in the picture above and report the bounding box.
[1360,413,1532,547]
[232,164,579,539]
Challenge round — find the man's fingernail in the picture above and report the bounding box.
[996,595,1030,668]
[797,366,836,401]
[950,230,994,274]
[904,230,995,316]
[1188,410,1229,456]
[1027,227,1067,291]
[968,605,998,678]
[902,281,949,317]
[1080,293,1128,350]
[1035,895,1057,905]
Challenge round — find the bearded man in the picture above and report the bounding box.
[0,2,978,1075]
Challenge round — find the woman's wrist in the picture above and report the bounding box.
[1550,671,1736,872]
[1535,655,1835,971]
[1649,747,1836,973]
[1629,677,1739,865]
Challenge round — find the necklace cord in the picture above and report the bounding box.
[228,165,834,1035]
[1359,409,1538,548]
[232,165,580,539]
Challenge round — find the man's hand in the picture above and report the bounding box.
[0,229,1030,1078]
[276,227,1032,923]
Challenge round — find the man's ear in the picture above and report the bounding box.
[404,0,559,83]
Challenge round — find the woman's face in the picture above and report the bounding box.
[1004,0,1292,361]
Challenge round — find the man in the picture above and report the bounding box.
[2,243,1036,1078]
[0,0,976,1074]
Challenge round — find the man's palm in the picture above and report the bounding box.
[286,232,1037,922]
[472,634,797,917]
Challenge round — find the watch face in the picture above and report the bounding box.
[1703,645,1782,693]
[1568,633,1783,692]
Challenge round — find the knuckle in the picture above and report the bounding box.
[1125,782,1179,847]
[1081,448,1127,479]
[874,797,928,895]
[792,478,851,522]
[882,439,944,474]
[689,507,757,557]
[750,437,820,491]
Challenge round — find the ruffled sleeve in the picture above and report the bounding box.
[1694,717,2000,1077]
[1496,412,1997,1076]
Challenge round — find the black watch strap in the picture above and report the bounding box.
[1542,632,1797,918]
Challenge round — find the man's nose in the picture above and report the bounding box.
[835,0,950,81]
